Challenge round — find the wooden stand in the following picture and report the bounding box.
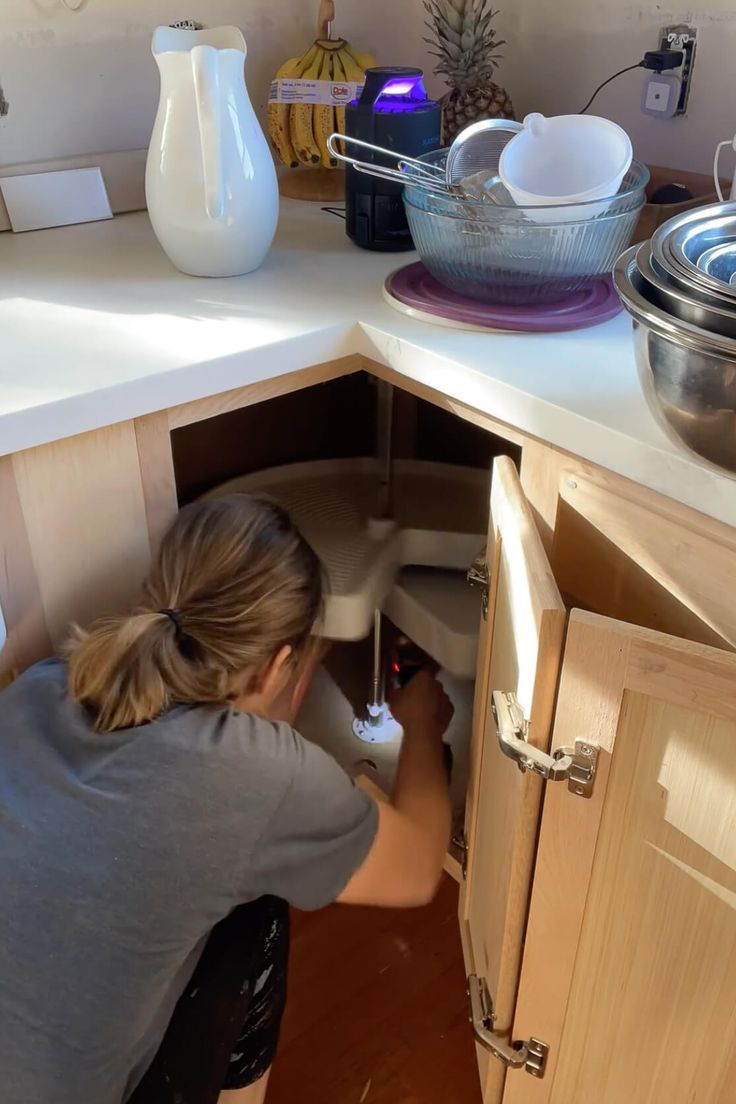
[279,168,345,202]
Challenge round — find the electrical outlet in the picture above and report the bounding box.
[641,74,680,119]
[659,23,697,115]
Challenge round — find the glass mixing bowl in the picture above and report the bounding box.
[402,155,648,305]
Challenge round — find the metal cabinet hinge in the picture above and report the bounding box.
[451,828,468,879]
[492,690,599,799]
[467,552,489,620]
[468,975,549,1078]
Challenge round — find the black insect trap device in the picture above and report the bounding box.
[345,67,441,252]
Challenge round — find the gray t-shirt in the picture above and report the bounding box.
[0,659,377,1104]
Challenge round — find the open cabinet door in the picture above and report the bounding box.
[505,611,736,1104]
[460,456,566,1103]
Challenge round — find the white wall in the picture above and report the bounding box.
[0,1,439,221]
[0,0,443,169]
[342,0,736,177]
[504,1,736,176]
[1,1,732,175]
[0,0,315,167]
[335,3,442,98]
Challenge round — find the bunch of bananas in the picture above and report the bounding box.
[268,39,377,170]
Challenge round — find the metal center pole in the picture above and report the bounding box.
[369,608,383,720]
[375,379,394,520]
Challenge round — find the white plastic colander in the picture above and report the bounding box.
[499,112,633,223]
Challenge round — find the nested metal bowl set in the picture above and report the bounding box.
[614,203,736,475]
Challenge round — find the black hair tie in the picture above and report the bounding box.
[160,608,183,636]
[159,608,198,659]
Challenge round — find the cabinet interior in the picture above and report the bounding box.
[171,371,516,504]
[170,373,520,820]
[169,369,736,833]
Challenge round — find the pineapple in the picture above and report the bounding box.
[424,0,515,144]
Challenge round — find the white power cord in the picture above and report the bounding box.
[713,136,736,202]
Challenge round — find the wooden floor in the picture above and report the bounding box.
[268,875,481,1104]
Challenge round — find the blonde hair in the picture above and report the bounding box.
[67,495,322,732]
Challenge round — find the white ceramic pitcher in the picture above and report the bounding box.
[146,25,278,278]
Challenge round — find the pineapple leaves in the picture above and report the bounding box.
[424,0,505,89]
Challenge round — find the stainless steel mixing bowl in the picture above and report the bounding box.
[651,202,736,304]
[649,250,736,311]
[698,242,736,286]
[635,241,736,339]
[614,245,736,475]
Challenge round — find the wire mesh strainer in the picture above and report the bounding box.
[327,118,521,198]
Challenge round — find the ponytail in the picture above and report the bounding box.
[67,495,322,731]
[67,612,229,731]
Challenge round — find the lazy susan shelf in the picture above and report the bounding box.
[207,458,487,641]
[384,567,479,680]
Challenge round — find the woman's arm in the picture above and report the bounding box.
[338,670,453,908]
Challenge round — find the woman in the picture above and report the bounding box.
[0,494,453,1104]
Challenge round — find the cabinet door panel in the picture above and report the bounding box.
[505,612,736,1104]
[551,469,736,651]
[460,456,566,1103]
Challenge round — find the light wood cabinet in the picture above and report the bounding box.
[2,361,735,1100]
[460,457,566,1101]
[463,454,736,1103]
[0,413,177,674]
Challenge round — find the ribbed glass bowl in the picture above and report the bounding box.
[402,154,648,305]
[403,151,648,220]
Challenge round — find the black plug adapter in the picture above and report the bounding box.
[642,49,684,72]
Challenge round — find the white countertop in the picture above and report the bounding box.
[1,200,734,527]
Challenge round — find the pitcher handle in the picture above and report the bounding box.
[191,44,225,221]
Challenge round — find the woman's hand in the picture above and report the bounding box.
[390,669,454,739]
[339,668,454,909]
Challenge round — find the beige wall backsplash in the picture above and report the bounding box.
[0,0,315,168]
[0,0,436,172]
[0,1,731,181]
[504,1,736,176]
[336,0,736,178]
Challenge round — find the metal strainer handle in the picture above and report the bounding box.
[327,133,446,179]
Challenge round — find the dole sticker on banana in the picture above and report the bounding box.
[267,37,378,170]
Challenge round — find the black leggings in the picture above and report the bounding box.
[128,897,289,1104]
